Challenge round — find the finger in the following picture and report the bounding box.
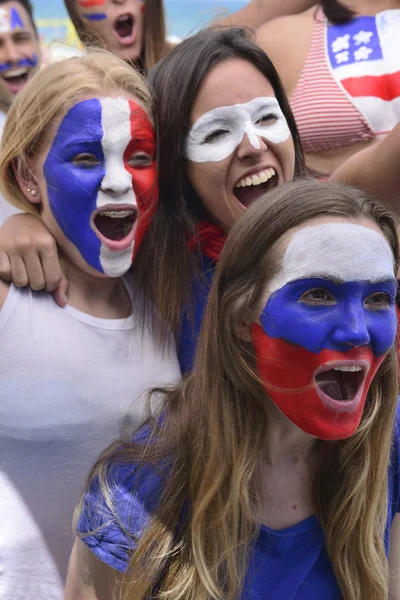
[22,251,46,291]
[9,253,29,287]
[0,249,11,281]
[39,246,63,293]
[53,276,69,308]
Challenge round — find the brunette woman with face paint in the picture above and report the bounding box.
[66,180,400,600]
[257,0,400,175]
[0,52,180,599]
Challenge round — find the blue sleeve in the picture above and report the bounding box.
[177,255,215,374]
[388,399,400,522]
[77,461,164,573]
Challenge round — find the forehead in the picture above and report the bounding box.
[0,1,33,34]
[51,96,153,147]
[268,221,395,292]
[190,57,276,123]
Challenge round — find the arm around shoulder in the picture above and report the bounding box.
[65,538,124,600]
[0,278,9,310]
[212,0,316,30]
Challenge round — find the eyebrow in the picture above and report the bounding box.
[293,274,397,285]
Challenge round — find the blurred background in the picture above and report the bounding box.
[33,0,248,48]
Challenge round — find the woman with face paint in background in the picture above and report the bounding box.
[257,0,400,175]
[0,52,180,599]
[66,179,400,600]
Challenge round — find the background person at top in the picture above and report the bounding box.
[0,0,40,96]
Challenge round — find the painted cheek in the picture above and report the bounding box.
[252,323,385,440]
[124,100,157,256]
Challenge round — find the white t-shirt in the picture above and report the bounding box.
[0,282,181,599]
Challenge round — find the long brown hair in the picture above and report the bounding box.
[82,179,400,600]
[135,26,306,341]
[320,0,355,24]
[63,0,169,73]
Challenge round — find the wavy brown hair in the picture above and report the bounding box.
[136,26,306,342]
[64,0,169,73]
[81,179,400,600]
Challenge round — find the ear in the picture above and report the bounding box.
[234,321,254,343]
[12,156,42,206]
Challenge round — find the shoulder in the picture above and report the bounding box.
[256,8,315,95]
[77,442,167,572]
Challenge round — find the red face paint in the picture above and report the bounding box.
[77,0,106,7]
[124,100,157,258]
[252,323,386,440]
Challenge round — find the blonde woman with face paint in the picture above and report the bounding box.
[65,179,400,600]
[0,51,180,599]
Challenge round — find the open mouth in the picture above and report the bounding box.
[92,207,138,250]
[314,362,369,413]
[114,14,136,43]
[233,167,279,208]
[2,67,29,93]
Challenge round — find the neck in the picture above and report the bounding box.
[264,399,317,466]
[340,0,400,14]
[62,255,131,319]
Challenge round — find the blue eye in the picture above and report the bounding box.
[364,291,394,310]
[298,288,336,306]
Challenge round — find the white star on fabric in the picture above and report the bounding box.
[353,30,374,45]
[335,50,350,64]
[331,34,350,53]
[354,45,373,61]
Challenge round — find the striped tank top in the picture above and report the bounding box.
[290,7,375,153]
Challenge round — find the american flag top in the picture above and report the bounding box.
[326,9,400,137]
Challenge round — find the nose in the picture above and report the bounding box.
[112,0,127,5]
[331,305,371,350]
[100,158,132,197]
[236,132,268,160]
[3,40,19,65]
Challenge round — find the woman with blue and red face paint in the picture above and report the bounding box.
[65,179,400,600]
[0,51,180,599]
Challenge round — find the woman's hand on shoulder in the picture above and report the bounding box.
[0,213,68,307]
[65,538,123,600]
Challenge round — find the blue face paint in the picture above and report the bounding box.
[0,53,38,72]
[10,6,24,30]
[44,98,105,273]
[82,13,107,20]
[260,277,398,357]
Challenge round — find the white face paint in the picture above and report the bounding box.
[186,96,291,164]
[268,223,395,293]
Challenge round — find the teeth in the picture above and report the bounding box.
[332,366,363,372]
[118,15,130,23]
[3,68,28,79]
[235,168,275,189]
[100,210,135,218]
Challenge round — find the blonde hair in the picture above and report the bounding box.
[0,49,152,214]
[64,0,170,73]
[80,180,400,600]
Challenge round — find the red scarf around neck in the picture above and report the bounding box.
[188,220,227,262]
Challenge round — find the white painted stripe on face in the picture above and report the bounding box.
[97,97,137,209]
[186,97,291,164]
[100,243,134,277]
[268,223,395,293]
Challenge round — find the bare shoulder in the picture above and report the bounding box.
[256,7,316,95]
[0,278,10,310]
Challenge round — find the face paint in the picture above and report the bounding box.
[0,53,37,72]
[78,0,107,20]
[0,5,23,33]
[252,223,397,440]
[186,97,290,164]
[43,97,157,277]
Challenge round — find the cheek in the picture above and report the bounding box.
[187,160,229,201]
[274,138,295,181]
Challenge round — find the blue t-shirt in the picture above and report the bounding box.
[77,404,400,599]
[177,254,216,374]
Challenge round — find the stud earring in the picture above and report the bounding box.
[26,188,31,192]
[31,190,37,197]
